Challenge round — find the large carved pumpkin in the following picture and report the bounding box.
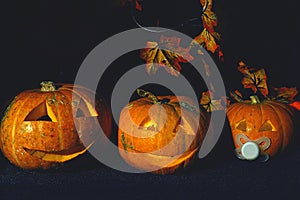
[226,98,295,160]
[118,90,209,174]
[0,81,112,169]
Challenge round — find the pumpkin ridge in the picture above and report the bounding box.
[266,102,284,154]
[268,100,295,118]
[54,90,82,150]
[257,102,264,134]
[129,102,151,149]
[11,93,43,166]
[134,102,153,127]
[156,104,164,150]
[0,96,16,124]
[165,102,181,119]
[52,92,64,150]
[164,103,181,132]
[268,102,294,153]
[227,103,245,128]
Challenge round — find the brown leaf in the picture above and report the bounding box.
[273,87,298,102]
[200,0,217,33]
[237,62,269,97]
[197,0,223,58]
[192,29,220,54]
[200,91,227,112]
[140,35,194,76]
[290,101,300,111]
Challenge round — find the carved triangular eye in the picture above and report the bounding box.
[75,108,85,117]
[259,120,276,132]
[73,99,98,118]
[25,103,53,122]
[235,119,246,132]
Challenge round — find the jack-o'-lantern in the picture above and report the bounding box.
[226,97,295,160]
[118,89,209,174]
[0,81,112,169]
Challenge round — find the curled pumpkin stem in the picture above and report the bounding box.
[250,95,261,104]
[136,89,159,104]
[40,81,56,92]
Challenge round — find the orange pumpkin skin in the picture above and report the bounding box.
[226,100,295,157]
[118,96,209,174]
[0,82,112,169]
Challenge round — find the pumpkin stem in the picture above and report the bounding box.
[250,95,261,104]
[136,89,159,104]
[40,81,56,92]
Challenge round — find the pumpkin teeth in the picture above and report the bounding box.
[24,142,93,162]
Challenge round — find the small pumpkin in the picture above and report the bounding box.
[118,89,209,174]
[226,96,295,160]
[0,81,112,169]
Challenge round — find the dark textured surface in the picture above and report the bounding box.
[1,0,300,199]
[1,121,300,199]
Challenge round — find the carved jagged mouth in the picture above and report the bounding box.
[123,147,199,170]
[24,142,93,162]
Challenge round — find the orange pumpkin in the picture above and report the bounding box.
[0,81,112,169]
[118,90,209,174]
[226,97,295,160]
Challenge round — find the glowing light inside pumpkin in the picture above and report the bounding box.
[143,121,157,131]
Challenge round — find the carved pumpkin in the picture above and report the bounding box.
[226,98,295,160]
[0,81,112,169]
[118,90,209,174]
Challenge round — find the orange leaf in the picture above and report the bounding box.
[135,0,142,11]
[273,87,298,102]
[193,28,220,54]
[200,91,227,112]
[200,0,217,33]
[197,0,223,59]
[290,101,300,111]
[237,62,269,97]
[140,35,194,76]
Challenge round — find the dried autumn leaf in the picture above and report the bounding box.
[237,61,256,74]
[200,91,226,112]
[192,28,220,54]
[272,87,298,102]
[290,101,300,111]
[193,0,223,58]
[200,91,212,105]
[200,0,217,33]
[237,62,269,97]
[140,35,194,76]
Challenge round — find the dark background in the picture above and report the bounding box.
[1,0,300,199]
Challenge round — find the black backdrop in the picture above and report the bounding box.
[1,0,300,199]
